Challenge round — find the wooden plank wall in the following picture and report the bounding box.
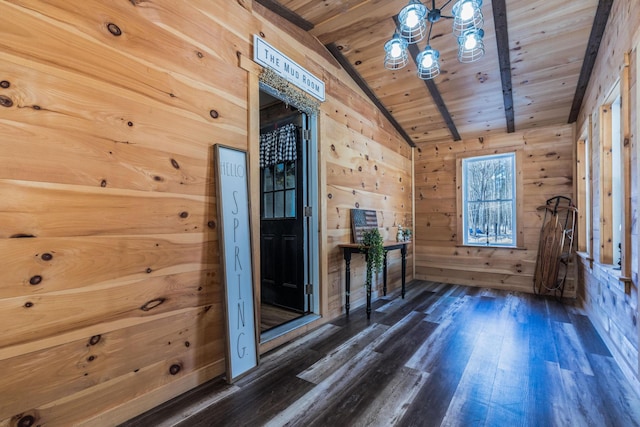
[413,125,575,295]
[0,0,412,425]
[574,0,640,385]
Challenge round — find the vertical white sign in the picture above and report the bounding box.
[215,145,257,382]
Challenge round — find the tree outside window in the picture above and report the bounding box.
[462,153,516,246]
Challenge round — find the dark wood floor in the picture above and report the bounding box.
[260,303,303,332]
[121,281,640,427]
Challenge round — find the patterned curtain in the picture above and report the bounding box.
[260,123,298,168]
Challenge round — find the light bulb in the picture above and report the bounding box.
[460,1,475,21]
[405,9,420,28]
[464,34,477,50]
[390,42,403,58]
[421,53,433,68]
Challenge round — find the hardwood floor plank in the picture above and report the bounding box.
[481,299,530,426]
[406,295,489,373]
[260,303,302,332]
[120,379,240,427]
[568,312,612,356]
[525,293,560,364]
[544,361,577,426]
[399,296,502,425]
[588,354,640,425]
[553,321,594,376]
[558,367,610,426]
[526,296,560,426]
[308,318,437,427]
[119,282,640,427]
[423,295,463,321]
[297,322,389,384]
[442,292,528,426]
[245,323,339,384]
[545,298,572,323]
[439,328,502,426]
[266,311,433,427]
[352,367,430,427]
[375,285,433,313]
[378,289,436,326]
[263,348,385,427]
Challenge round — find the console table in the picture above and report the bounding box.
[338,241,409,319]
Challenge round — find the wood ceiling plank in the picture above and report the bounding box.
[309,0,406,44]
[254,0,314,30]
[326,42,415,147]
[279,0,371,27]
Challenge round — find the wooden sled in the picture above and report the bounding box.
[533,196,577,298]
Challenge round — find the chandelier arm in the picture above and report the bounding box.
[440,0,454,11]
[426,20,434,45]
[431,0,436,11]
[440,15,454,19]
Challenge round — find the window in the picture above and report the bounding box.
[599,90,623,266]
[460,152,517,247]
[610,95,622,267]
[262,161,296,219]
[576,134,592,256]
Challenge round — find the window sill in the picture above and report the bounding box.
[599,263,632,294]
[456,244,528,251]
[576,251,593,261]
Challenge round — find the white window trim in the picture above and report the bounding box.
[456,148,524,249]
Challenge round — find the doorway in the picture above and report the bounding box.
[258,87,318,338]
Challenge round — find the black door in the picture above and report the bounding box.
[260,129,305,312]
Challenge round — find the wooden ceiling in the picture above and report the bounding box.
[256,0,612,146]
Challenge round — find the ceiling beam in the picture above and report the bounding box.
[492,0,515,133]
[253,0,314,31]
[392,13,461,142]
[568,0,614,124]
[404,42,461,141]
[326,43,415,147]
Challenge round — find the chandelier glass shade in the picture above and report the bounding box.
[398,0,428,44]
[417,46,440,79]
[452,0,484,36]
[458,28,485,63]
[384,32,410,69]
[386,0,485,79]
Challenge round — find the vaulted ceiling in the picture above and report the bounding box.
[256,0,612,146]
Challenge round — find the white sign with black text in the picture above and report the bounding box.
[253,34,325,102]
[215,145,258,383]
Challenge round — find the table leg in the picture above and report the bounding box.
[344,250,352,315]
[401,244,407,298]
[383,250,388,296]
[366,252,371,319]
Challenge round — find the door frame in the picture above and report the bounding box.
[253,82,320,342]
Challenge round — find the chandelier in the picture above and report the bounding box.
[384,0,485,79]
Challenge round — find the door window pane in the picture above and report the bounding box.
[274,191,284,218]
[274,163,285,190]
[285,189,295,218]
[286,162,296,189]
[263,166,273,192]
[263,193,273,218]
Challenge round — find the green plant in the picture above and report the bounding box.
[360,228,385,298]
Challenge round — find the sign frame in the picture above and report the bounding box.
[253,34,325,102]
[214,144,259,383]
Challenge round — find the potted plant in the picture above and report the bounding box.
[360,228,385,303]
